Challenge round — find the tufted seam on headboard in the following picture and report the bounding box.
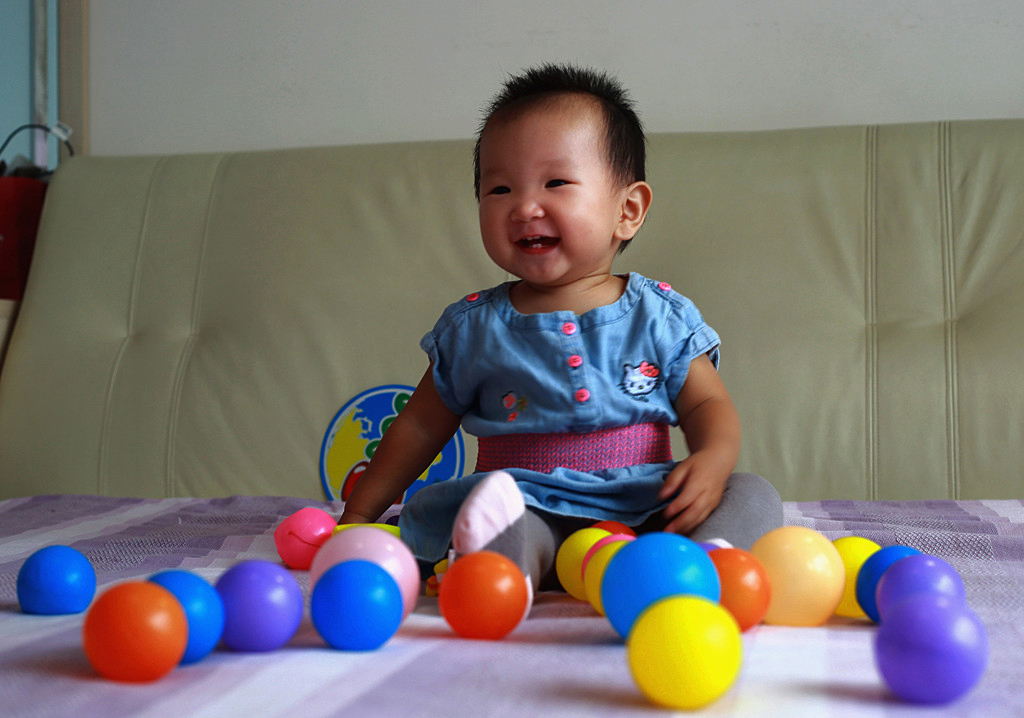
[863,125,879,501]
[96,157,168,495]
[938,121,961,499]
[163,153,231,497]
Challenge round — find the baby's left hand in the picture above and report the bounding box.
[657,450,731,535]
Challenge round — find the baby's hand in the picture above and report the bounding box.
[657,450,730,535]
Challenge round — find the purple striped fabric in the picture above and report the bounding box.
[1,495,1022,717]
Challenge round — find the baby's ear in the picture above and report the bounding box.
[615,181,653,241]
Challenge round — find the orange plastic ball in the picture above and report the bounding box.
[708,548,771,631]
[750,526,845,627]
[438,551,530,640]
[83,582,188,682]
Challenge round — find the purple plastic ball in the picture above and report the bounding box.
[875,594,988,705]
[216,560,303,652]
[875,554,966,622]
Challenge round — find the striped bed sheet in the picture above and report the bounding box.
[1,495,1022,717]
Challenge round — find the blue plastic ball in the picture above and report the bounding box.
[149,570,226,664]
[17,545,97,615]
[216,560,303,652]
[311,560,404,651]
[875,554,966,623]
[875,594,988,704]
[601,533,721,639]
[855,545,920,623]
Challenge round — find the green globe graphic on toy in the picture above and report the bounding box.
[320,385,465,502]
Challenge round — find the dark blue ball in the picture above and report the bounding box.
[855,544,920,623]
[311,559,403,651]
[17,545,96,615]
[150,570,226,664]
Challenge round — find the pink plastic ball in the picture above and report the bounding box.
[274,507,337,570]
[309,526,419,618]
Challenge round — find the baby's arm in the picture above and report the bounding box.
[338,365,462,524]
[657,353,741,535]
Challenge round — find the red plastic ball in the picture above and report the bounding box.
[591,520,637,537]
[273,507,336,570]
[82,582,188,682]
[438,551,530,640]
[709,547,772,632]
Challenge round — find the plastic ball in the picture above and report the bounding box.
[274,507,337,570]
[708,547,771,632]
[582,539,631,615]
[438,551,531,640]
[17,545,97,615]
[148,570,225,664]
[310,525,419,618]
[555,527,611,601]
[832,536,881,618]
[82,581,188,682]
[855,545,921,623]
[875,554,966,622]
[591,520,636,537]
[311,560,403,651]
[627,595,742,709]
[750,526,845,626]
[580,533,635,581]
[215,560,303,652]
[875,594,988,704]
[333,522,401,539]
[602,533,721,639]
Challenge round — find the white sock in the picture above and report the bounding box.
[452,471,526,555]
[451,471,535,611]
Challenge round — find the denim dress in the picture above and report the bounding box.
[399,272,721,562]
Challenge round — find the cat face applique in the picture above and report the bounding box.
[621,361,661,400]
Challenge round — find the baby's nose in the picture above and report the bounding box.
[511,196,545,222]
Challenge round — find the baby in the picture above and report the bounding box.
[339,63,783,591]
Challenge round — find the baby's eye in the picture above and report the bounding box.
[546,179,569,188]
[487,185,511,196]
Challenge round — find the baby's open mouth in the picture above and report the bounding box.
[517,236,559,249]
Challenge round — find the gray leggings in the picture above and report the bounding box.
[516,472,783,590]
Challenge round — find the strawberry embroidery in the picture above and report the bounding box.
[502,391,528,421]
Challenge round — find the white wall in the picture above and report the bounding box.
[88,0,1024,156]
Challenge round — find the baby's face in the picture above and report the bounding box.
[476,97,634,292]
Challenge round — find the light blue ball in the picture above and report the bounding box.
[149,570,226,664]
[17,545,96,615]
[601,533,721,639]
[311,560,403,651]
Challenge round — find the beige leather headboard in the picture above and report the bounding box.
[1,121,1021,501]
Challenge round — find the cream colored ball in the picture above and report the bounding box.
[751,526,845,626]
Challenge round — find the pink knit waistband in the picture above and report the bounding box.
[475,423,673,474]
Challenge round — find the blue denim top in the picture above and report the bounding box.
[421,272,720,435]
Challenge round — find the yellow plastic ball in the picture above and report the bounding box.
[832,535,880,618]
[333,522,401,538]
[627,595,742,710]
[582,540,629,615]
[555,527,610,601]
[750,526,845,626]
